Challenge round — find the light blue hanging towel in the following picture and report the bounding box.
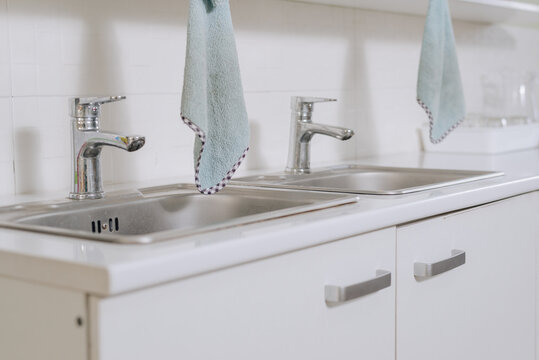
[417,0,466,144]
[181,0,249,194]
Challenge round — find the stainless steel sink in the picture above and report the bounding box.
[233,165,504,195]
[0,184,357,244]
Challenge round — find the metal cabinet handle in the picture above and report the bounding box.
[414,249,466,278]
[325,269,391,305]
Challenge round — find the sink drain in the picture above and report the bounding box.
[91,217,119,233]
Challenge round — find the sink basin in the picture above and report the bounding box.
[233,165,504,195]
[0,184,357,244]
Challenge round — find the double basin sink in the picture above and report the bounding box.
[0,165,503,244]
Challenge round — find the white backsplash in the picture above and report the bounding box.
[0,0,538,196]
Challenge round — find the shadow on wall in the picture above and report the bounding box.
[233,0,359,170]
[245,121,265,169]
[7,0,190,191]
[453,20,517,49]
[14,128,40,193]
[353,10,426,157]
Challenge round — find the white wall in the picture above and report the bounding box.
[0,0,538,196]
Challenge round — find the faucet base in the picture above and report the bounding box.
[285,168,311,175]
[69,192,105,200]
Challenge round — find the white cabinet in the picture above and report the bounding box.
[535,191,539,359]
[396,193,537,360]
[1,193,537,360]
[89,228,396,360]
[0,276,88,360]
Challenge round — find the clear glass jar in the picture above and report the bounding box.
[481,71,537,126]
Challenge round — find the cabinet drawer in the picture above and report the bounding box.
[397,194,536,360]
[90,228,396,360]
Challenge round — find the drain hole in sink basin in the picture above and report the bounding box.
[91,217,120,234]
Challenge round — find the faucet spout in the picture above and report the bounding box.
[300,123,354,143]
[82,132,145,157]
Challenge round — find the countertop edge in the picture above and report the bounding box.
[105,175,539,295]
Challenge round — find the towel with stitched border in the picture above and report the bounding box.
[181,0,249,194]
[417,0,466,143]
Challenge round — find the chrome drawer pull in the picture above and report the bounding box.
[325,270,391,305]
[414,249,466,278]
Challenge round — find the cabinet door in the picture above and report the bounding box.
[397,194,536,360]
[0,276,88,360]
[90,228,396,360]
[535,191,539,360]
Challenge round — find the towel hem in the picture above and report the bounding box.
[182,115,249,195]
[417,98,464,144]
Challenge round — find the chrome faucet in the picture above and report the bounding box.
[285,96,354,174]
[69,96,145,200]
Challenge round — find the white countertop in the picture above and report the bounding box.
[0,150,538,297]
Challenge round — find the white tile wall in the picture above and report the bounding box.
[0,97,14,195]
[0,0,538,195]
[0,0,14,196]
[0,0,11,96]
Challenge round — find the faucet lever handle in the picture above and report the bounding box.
[291,96,336,113]
[70,96,126,119]
[293,96,336,104]
[78,96,126,106]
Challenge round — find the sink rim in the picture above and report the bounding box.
[0,183,359,245]
[232,164,505,195]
